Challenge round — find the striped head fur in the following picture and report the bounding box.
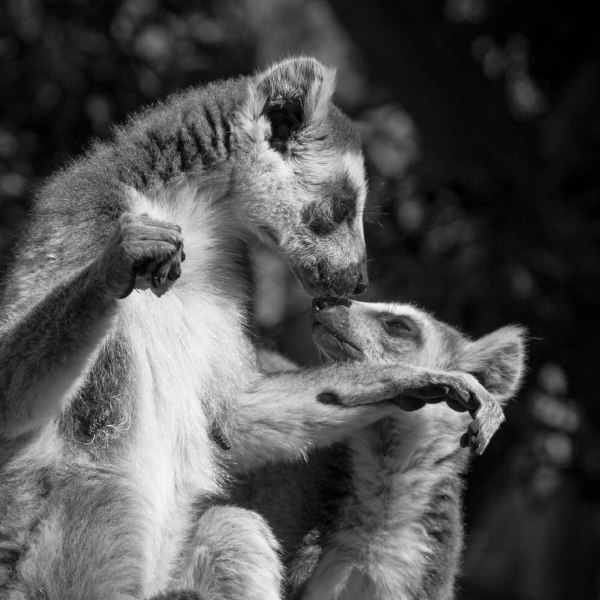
[232,57,368,298]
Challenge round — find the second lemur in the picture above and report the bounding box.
[232,298,525,600]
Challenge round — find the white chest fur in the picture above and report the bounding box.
[119,182,254,591]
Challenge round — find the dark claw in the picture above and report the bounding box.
[151,270,166,288]
[168,260,182,281]
[448,387,471,406]
[460,433,469,448]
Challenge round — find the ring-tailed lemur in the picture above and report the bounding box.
[0,58,495,600]
[231,298,525,600]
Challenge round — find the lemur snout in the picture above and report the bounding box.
[308,260,368,297]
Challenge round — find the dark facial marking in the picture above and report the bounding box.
[301,176,359,235]
[331,177,358,224]
[302,199,336,235]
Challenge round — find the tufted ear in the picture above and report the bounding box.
[459,325,526,404]
[244,57,336,153]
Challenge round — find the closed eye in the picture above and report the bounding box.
[332,195,356,224]
[382,316,418,337]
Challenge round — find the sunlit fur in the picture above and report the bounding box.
[0,58,374,600]
[302,300,526,600]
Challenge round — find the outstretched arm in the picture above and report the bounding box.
[227,361,490,472]
[0,213,184,438]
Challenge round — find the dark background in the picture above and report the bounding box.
[1,1,599,598]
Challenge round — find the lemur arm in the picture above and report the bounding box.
[227,361,491,472]
[0,262,117,438]
[0,213,184,438]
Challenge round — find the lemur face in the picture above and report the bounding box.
[311,298,452,369]
[234,58,368,298]
[311,298,527,403]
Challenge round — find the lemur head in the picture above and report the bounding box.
[311,298,526,404]
[233,57,368,298]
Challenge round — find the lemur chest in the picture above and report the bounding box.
[124,287,251,472]
[122,182,253,474]
[120,291,253,591]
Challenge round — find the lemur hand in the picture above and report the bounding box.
[394,371,505,456]
[99,213,185,299]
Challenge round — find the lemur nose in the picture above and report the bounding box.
[312,298,352,312]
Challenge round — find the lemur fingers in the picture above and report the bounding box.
[462,401,506,455]
[397,373,479,413]
[136,244,185,297]
[100,212,185,299]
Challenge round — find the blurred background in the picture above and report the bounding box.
[1,1,599,598]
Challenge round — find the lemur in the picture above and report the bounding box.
[0,58,498,600]
[231,298,525,600]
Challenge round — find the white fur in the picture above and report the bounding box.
[109,183,257,594]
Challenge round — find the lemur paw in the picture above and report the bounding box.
[399,373,480,413]
[460,401,506,455]
[102,213,185,299]
[393,384,450,411]
[410,372,506,455]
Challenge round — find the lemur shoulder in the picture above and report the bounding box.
[232,299,525,600]
[0,58,497,600]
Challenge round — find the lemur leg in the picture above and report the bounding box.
[169,506,282,600]
[229,362,493,471]
[0,213,184,438]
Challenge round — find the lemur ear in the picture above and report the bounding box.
[460,326,526,404]
[246,57,336,152]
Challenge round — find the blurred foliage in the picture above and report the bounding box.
[1,1,599,599]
